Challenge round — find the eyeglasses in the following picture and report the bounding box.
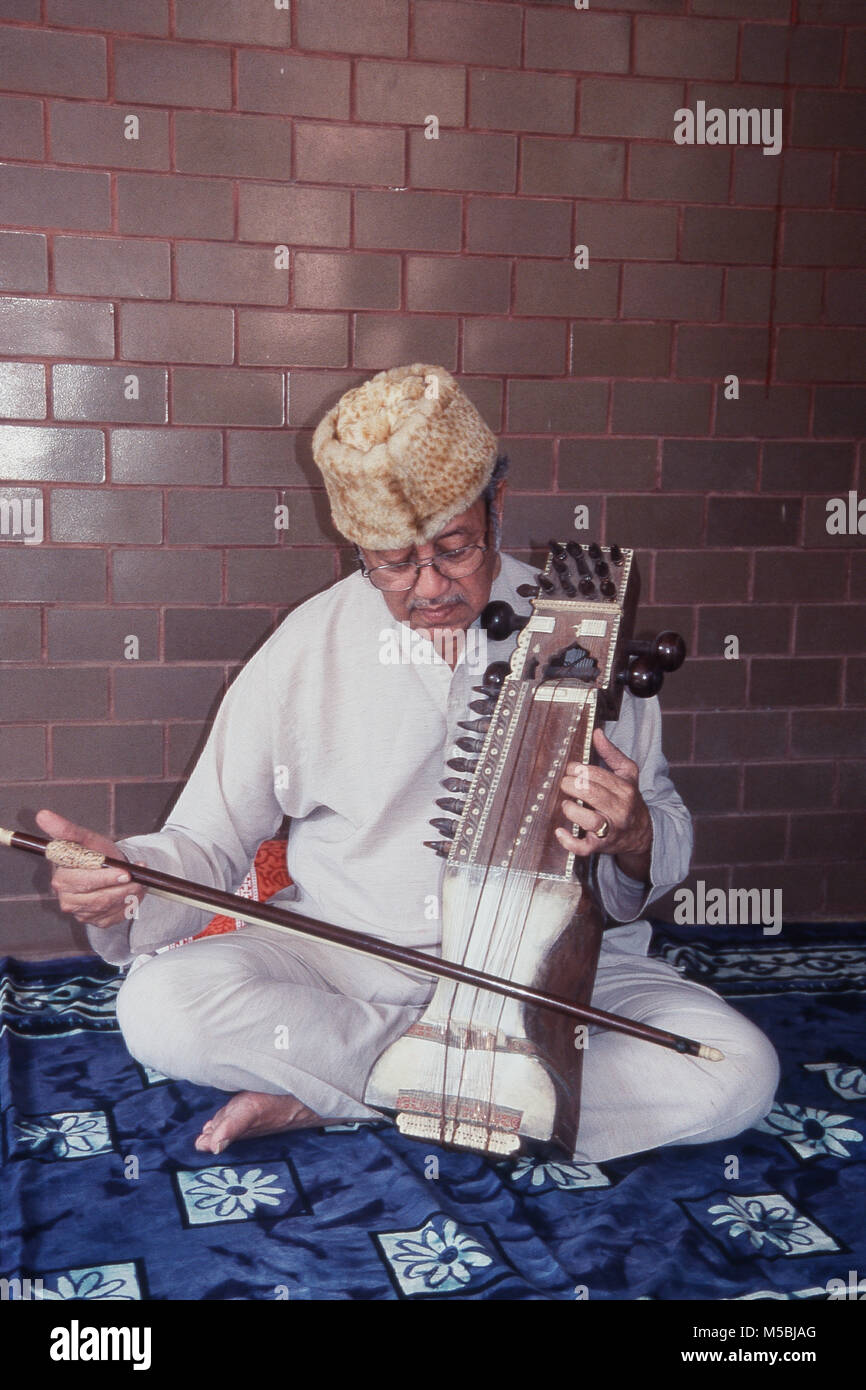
[361,542,489,592]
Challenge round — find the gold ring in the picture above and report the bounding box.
[595,818,610,839]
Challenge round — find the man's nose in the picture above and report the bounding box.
[412,556,452,600]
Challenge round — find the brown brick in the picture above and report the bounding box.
[52,365,167,425]
[467,197,571,256]
[754,551,847,603]
[0,725,45,781]
[294,252,400,311]
[464,320,566,377]
[662,440,757,492]
[525,9,630,74]
[470,70,575,136]
[236,52,349,120]
[114,781,180,838]
[572,324,671,379]
[613,382,712,437]
[793,710,866,758]
[682,207,776,265]
[803,493,866,548]
[117,172,233,239]
[239,311,348,369]
[715,385,810,439]
[115,38,231,110]
[559,439,657,492]
[0,164,110,231]
[0,667,106,720]
[47,608,158,662]
[827,272,866,327]
[706,496,800,548]
[164,489,281,546]
[120,303,233,365]
[175,0,291,46]
[167,723,208,778]
[635,17,738,79]
[670,764,739,815]
[852,552,866,601]
[676,326,769,381]
[661,656,747,711]
[690,0,793,19]
[114,667,223,722]
[53,723,162,778]
[837,154,866,209]
[734,148,833,210]
[784,211,866,268]
[741,23,843,86]
[112,549,221,603]
[514,261,619,318]
[577,202,677,261]
[660,712,693,764]
[353,314,457,371]
[814,388,866,439]
[0,900,92,958]
[777,329,865,385]
[227,431,311,487]
[796,605,864,655]
[412,1,520,65]
[751,657,841,708]
[762,442,855,494]
[55,235,169,299]
[176,243,287,307]
[697,605,791,657]
[725,268,822,325]
[694,710,787,762]
[622,264,722,321]
[238,184,350,248]
[497,437,554,491]
[839,760,866,811]
[791,812,866,864]
[521,138,624,200]
[628,144,730,203]
[51,487,162,544]
[0,363,45,420]
[409,130,516,193]
[633,605,697,653]
[226,549,336,605]
[0,298,114,359]
[45,0,168,34]
[285,370,367,429]
[355,191,460,253]
[502,495,602,553]
[0,28,106,98]
[295,122,404,187]
[175,113,290,180]
[357,61,464,127]
[693,815,786,866]
[744,762,835,812]
[48,99,168,168]
[0,94,44,160]
[163,610,273,663]
[111,428,222,485]
[0,608,40,662]
[458,376,503,433]
[580,79,685,140]
[825,862,866,919]
[0,230,47,292]
[172,368,284,427]
[296,0,408,57]
[793,91,866,153]
[846,658,866,706]
[0,547,105,601]
[506,379,608,435]
[270,490,341,545]
[606,496,705,550]
[655,551,749,604]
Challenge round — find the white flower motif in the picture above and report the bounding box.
[391,1218,493,1289]
[39,1270,134,1300]
[15,1112,108,1158]
[510,1158,606,1190]
[757,1103,863,1159]
[708,1196,817,1253]
[184,1166,285,1218]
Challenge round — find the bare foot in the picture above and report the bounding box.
[194,1090,325,1155]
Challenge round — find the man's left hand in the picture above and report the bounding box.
[555,728,653,883]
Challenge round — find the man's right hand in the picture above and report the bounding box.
[36,809,146,930]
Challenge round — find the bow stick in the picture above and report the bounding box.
[0,826,723,1063]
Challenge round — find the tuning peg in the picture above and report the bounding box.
[620,656,664,698]
[447,757,478,774]
[429,817,459,838]
[575,552,590,576]
[548,539,567,558]
[537,574,555,592]
[626,632,686,672]
[475,661,510,696]
[516,583,539,598]
[469,698,495,716]
[424,841,451,858]
[588,542,602,560]
[609,543,624,565]
[480,602,529,642]
[579,576,596,596]
[455,736,484,755]
[594,559,609,578]
[560,578,577,597]
[600,578,616,598]
[566,542,583,559]
[442,777,471,794]
[436,797,465,816]
[458,717,491,734]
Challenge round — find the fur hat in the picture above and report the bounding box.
[311,363,498,549]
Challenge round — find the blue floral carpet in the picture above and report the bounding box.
[1,924,864,1302]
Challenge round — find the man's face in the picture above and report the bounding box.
[360,482,504,635]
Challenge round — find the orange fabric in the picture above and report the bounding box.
[194,838,291,938]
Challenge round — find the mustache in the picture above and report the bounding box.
[408,593,467,613]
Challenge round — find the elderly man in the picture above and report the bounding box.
[40,364,778,1160]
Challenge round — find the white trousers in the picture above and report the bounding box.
[115,925,780,1163]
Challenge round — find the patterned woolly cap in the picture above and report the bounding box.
[311,363,498,549]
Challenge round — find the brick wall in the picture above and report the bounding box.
[0,0,863,955]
